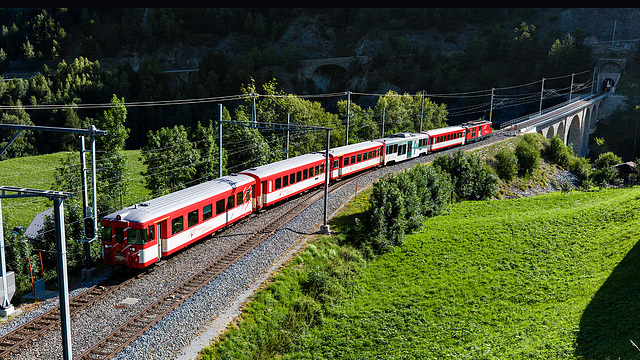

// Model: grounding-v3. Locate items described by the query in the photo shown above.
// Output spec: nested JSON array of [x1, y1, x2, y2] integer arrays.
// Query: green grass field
[[0, 150, 149, 231], [203, 186, 640, 360]]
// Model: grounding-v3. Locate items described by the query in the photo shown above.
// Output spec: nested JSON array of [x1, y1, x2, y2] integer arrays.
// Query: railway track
[[0, 134, 508, 360], [74, 173, 359, 360], [0, 272, 137, 359]]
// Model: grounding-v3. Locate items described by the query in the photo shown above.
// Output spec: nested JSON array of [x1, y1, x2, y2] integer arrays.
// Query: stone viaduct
[[502, 58, 626, 157]]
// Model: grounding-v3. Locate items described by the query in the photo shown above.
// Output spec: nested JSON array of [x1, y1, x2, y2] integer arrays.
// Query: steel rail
[[0, 272, 137, 358], [75, 173, 360, 360]]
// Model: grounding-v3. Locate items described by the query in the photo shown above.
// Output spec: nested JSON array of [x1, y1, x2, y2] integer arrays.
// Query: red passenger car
[[422, 125, 466, 152], [100, 174, 255, 268], [239, 153, 328, 210], [321, 141, 384, 180]]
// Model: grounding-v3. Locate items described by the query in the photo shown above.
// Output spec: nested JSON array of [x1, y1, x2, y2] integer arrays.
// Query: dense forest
[[0, 8, 611, 157]]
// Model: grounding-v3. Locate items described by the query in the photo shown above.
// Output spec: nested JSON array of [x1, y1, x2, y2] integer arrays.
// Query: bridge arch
[[566, 114, 582, 154], [556, 122, 565, 142], [546, 125, 555, 139]]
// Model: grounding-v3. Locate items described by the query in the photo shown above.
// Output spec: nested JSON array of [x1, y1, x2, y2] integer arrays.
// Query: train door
[[407, 141, 413, 159], [156, 222, 163, 261], [261, 181, 268, 208]]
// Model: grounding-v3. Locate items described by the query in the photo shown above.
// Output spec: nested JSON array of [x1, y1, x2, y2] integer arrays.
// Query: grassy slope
[[205, 186, 640, 360], [0, 150, 149, 230]]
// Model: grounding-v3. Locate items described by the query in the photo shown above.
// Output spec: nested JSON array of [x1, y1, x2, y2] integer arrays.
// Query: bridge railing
[[499, 94, 588, 130]]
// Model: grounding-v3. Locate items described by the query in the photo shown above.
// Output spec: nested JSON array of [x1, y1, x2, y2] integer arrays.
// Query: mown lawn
[[0, 150, 149, 230], [203, 186, 640, 360]]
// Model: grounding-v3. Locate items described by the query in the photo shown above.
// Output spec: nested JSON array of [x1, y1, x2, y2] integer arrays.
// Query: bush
[[494, 148, 518, 181], [514, 136, 540, 176], [593, 151, 622, 170], [544, 135, 572, 169], [568, 156, 591, 181], [433, 150, 498, 201], [353, 164, 453, 255]]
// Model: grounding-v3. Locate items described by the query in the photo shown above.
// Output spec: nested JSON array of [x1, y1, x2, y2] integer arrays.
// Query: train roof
[[374, 132, 428, 144], [239, 153, 327, 178], [320, 141, 383, 157], [102, 173, 255, 224], [421, 125, 465, 136]]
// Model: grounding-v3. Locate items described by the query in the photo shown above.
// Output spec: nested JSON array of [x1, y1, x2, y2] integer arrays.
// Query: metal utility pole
[[345, 91, 351, 146], [321, 129, 331, 234], [539, 78, 545, 114], [0, 124, 106, 280], [0, 199, 12, 317], [219, 104, 223, 178], [0, 187, 73, 360], [77, 125, 99, 278], [419, 91, 425, 132], [382, 107, 386, 138], [490, 88, 494, 122], [570, 73, 575, 101], [79, 136, 92, 270], [252, 93, 257, 126], [286, 113, 291, 159]]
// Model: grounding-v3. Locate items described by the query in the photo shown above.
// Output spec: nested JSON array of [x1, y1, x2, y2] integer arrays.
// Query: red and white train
[[100, 120, 492, 268]]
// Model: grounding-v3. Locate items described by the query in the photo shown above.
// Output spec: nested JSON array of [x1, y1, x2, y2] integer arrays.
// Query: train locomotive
[[100, 120, 492, 269]]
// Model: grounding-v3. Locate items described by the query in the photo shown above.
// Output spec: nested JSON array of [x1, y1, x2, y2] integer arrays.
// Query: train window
[[237, 193, 243, 205], [357, 154, 362, 162], [290, 173, 295, 185], [100, 227, 111, 243], [344, 157, 349, 166], [297, 171, 302, 182], [333, 160, 338, 168], [283, 175, 289, 187], [314, 165, 319, 175], [188, 210, 199, 228], [172, 216, 184, 235], [303, 169, 308, 180], [275, 178, 281, 190], [129, 228, 148, 245], [115, 227, 124, 243], [203, 204, 212, 221], [148, 225, 155, 241], [229, 195, 236, 210], [350, 155, 355, 164], [216, 199, 225, 215], [320, 164, 324, 173]]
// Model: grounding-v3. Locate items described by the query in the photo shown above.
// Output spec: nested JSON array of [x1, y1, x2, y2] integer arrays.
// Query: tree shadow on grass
[[576, 240, 640, 359]]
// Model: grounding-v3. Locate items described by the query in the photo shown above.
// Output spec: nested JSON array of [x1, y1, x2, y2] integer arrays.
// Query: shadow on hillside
[[576, 240, 640, 359]]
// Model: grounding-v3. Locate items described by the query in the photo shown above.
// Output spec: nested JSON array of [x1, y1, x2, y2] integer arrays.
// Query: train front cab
[[463, 120, 492, 143], [101, 176, 255, 269], [100, 218, 157, 269]]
